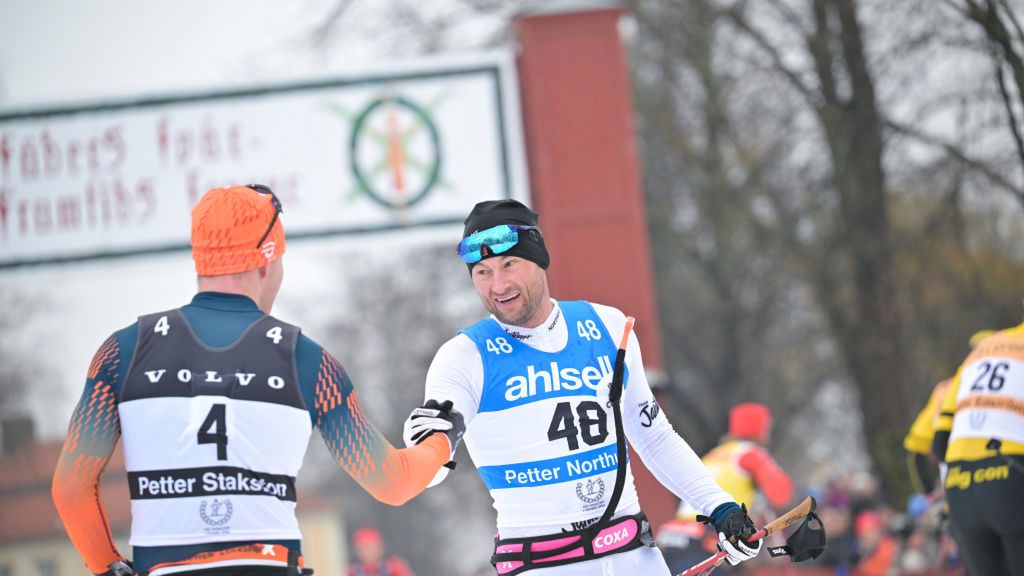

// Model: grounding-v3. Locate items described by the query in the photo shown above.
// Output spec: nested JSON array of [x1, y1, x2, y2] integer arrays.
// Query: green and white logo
[[334, 93, 446, 209]]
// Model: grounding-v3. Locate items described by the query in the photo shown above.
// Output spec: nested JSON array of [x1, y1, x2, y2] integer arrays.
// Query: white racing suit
[[425, 300, 734, 575]]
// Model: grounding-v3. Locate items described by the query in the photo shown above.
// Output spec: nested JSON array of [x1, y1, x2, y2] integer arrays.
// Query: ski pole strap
[[491, 512, 654, 576], [765, 508, 827, 563], [593, 318, 634, 529]]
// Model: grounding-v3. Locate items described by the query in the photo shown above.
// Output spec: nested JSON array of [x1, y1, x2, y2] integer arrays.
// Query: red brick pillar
[[515, 6, 675, 531]]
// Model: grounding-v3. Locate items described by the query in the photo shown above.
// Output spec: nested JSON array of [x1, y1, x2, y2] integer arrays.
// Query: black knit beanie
[[461, 199, 550, 269]]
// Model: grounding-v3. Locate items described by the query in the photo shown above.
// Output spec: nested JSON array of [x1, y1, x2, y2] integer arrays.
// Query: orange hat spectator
[[852, 510, 897, 576], [729, 402, 772, 441], [347, 527, 415, 576]]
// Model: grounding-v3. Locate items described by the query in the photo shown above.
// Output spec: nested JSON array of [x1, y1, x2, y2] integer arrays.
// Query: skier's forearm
[[364, 435, 451, 505], [316, 364, 449, 505], [53, 343, 126, 574]]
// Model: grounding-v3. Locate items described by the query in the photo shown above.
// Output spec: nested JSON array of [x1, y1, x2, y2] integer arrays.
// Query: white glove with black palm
[[715, 504, 762, 565], [697, 503, 762, 566], [403, 399, 465, 486]]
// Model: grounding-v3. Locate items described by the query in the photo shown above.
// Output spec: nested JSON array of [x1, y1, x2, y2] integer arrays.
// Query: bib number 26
[[548, 401, 608, 451]]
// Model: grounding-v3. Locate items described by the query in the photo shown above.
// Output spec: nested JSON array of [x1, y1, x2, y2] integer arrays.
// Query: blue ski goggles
[[457, 224, 541, 264]]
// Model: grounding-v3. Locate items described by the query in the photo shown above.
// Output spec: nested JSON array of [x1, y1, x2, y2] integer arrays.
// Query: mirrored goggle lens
[[457, 225, 521, 264]]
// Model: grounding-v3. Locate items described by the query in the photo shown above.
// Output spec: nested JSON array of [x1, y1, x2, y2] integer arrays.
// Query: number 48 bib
[[460, 301, 638, 528]]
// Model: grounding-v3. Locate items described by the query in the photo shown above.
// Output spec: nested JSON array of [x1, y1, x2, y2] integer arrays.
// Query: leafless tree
[[631, 0, 1024, 499], [941, 0, 1024, 185], [297, 245, 496, 575], [302, 0, 1024, 513], [0, 289, 54, 449]]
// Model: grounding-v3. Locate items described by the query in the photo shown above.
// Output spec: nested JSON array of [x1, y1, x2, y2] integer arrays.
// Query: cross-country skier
[[403, 199, 762, 575], [52, 185, 463, 576]]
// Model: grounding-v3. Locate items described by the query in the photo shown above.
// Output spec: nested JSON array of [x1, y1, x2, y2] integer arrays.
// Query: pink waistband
[[494, 517, 640, 575]]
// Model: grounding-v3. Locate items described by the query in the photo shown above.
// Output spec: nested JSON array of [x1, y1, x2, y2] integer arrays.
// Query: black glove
[[403, 399, 466, 462], [699, 503, 762, 566], [716, 504, 756, 539], [97, 560, 134, 576]]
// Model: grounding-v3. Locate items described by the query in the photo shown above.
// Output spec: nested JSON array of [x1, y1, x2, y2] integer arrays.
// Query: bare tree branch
[[307, 0, 358, 51], [885, 116, 1024, 206], [991, 42, 1024, 173], [762, 0, 812, 35], [720, 4, 819, 105], [996, 0, 1024, 42]]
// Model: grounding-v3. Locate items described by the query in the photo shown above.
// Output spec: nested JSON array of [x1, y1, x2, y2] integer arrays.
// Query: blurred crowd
[[795, 472, 964, 576]]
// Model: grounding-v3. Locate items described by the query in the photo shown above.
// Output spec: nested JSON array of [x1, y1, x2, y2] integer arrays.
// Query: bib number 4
[[548, 400, 609, 451], [198, 404, 228, 460]]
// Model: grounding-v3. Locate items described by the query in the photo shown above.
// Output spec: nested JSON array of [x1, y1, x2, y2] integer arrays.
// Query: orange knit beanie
[[191, 185, 285, 276]]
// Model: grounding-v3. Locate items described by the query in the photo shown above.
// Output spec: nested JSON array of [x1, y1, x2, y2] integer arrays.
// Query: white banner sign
[[0, 52, 527, 268]]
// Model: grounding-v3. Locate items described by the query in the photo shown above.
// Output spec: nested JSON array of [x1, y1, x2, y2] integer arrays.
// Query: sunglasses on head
[[246, 184, 283, 249], [457, 224, 540, 264]]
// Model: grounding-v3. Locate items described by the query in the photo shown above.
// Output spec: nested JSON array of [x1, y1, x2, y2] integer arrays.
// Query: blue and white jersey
[[425, 300, 733, 533], [460, 301, 639, 528]]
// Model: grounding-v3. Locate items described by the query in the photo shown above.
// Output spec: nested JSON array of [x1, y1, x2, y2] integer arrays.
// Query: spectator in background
[[898, 524, 931, 573], [346, 527, 414, 576], [816, 502, 856, 571], [851, 510, 897, 576], [846, 471, 885, 527], [702, 403, 793, 515], [660, 403, 792, 574]]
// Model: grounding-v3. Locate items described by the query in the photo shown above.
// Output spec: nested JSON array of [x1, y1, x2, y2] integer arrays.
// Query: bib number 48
[[548, 401, 608, 451]]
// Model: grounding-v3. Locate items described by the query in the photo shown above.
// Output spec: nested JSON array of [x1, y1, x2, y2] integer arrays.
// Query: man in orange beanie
[[53, 185, 464, 576], [661, 402, 793, 574]]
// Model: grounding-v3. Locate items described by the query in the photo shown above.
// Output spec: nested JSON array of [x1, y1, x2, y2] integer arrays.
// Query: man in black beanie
[[402, 199, 761, 576], [461, 199, 550, 270], [456, 199, 551, 326]]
